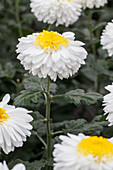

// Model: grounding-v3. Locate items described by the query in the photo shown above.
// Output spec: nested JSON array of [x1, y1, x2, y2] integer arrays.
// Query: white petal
[[12, 164, 26, 170], [0, 94, 10, 108]]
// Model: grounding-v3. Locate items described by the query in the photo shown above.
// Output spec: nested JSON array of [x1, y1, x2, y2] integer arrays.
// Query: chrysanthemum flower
[[30, 0, 82, 27], [0, 161, 25, 170], [103, 83, 113, 126], [0, 94, 33, 154], [53, 133, 113, 170], [101, 21, 113, 57], [16, 30, 87, 81], [81, 0, 107, 9]]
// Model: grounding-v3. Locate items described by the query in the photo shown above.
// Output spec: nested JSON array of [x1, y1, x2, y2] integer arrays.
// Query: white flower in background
[[0, 161, 25, 170], [101, 21, 113, 57], [81, 0, 107, 9], [30, 0, 82, 27], [16, 30, 87, 81], [103, 83, 113, 126], [0, 94, 33, 154], [53, 133, 113, 170]]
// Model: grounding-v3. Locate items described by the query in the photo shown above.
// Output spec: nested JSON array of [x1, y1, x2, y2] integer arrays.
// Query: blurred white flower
[[16, 30, 87, 81], [81, 0, 107, 9], [0, 161, 25, 170], [0, 94, 33, 154], [53, 133, 113, 170], [101, 21, 113, 56], [30, 0, 82, 27], [103, 83, 113, 126]]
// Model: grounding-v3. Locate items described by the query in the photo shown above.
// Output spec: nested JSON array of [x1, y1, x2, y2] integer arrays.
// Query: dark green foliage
[[14, 90, 43, 107], [14, 76, 58, 106], [9, 159, 46, 170], [1, 0, 113, 169], [0, 63, 16, 78], [63, 89, 103, 105], [23, 76, 58, 93], [63, 119, 108, 136], [32, 112, 46, 136]]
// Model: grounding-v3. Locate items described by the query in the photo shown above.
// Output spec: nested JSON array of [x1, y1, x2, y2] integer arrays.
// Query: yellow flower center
[[0, 108, 9, 123], [34, 30, 69, 53], [77, 136, 113, 161]]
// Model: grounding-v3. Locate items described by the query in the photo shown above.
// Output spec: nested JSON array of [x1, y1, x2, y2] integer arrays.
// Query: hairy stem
[[46, 76, 52, 170]]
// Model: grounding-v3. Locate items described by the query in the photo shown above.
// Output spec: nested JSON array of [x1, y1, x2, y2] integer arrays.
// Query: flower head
[[0, 161, 25, 170], [101, 21, 113, 57], [0, 94, 33, 154], [81, 0, 107, 9], [30, 0, 82, 27], [16, 30, 87, 81], [103, 83, 113, 126], [53, 133, 113, 170]]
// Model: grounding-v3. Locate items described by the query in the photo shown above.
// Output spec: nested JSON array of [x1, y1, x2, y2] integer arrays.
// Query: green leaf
[[0, 63, 16, 78], [23, 76, 43, 91], [63, 119, 108, 136], [63, 119, 87, 134], [63, 89, 103, 105], [32, 112, 46, 136], [23, 76, 58, 93], [93, 22, 107, 31], [82, 122, 108, 136], [81, 66, 97, 82], [51, 121, 67, 131], [14, 90, 43, 107], [9, 159, 46, 170]]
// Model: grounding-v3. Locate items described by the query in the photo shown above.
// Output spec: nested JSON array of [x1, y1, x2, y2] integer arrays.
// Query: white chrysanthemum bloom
[[103, 83, 113, 126], [81, 0, 107, 9], [0, 94, 33, 154], [0, 161, 25, 170], [16, 30, 87, 81], [101, 21, 113, 57], [30, 0, 82, 27], [53, 133, 113, 170]]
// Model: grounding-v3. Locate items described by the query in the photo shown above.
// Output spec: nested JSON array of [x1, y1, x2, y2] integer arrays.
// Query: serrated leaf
[[23, 76, 58, 93], [51, 121, 67, 131], [23, 76, 43, 91], [63, 119, 87, 134], [82, 121, 108, 136], [14, 90, 43, 107], [32, 112, 46, 136], [33, 121, 46, 136], [63, 119, 108, 136], [9, 159, 46, 170], [64, 89, 103, 105], [33, 111, 45, 120]]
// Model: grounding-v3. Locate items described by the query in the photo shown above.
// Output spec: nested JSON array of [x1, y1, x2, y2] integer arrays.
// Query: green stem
[[15, 0, 23, 37], [47, 24, 52, 31], [33, 131, 47, 149], [52, 131, 63, 136], [89, 10, 97, 62], [53, 94, 63, 99], [46, 76, 52, 170], [47, 76, 50, 93], [89, 10, 99, 92]]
